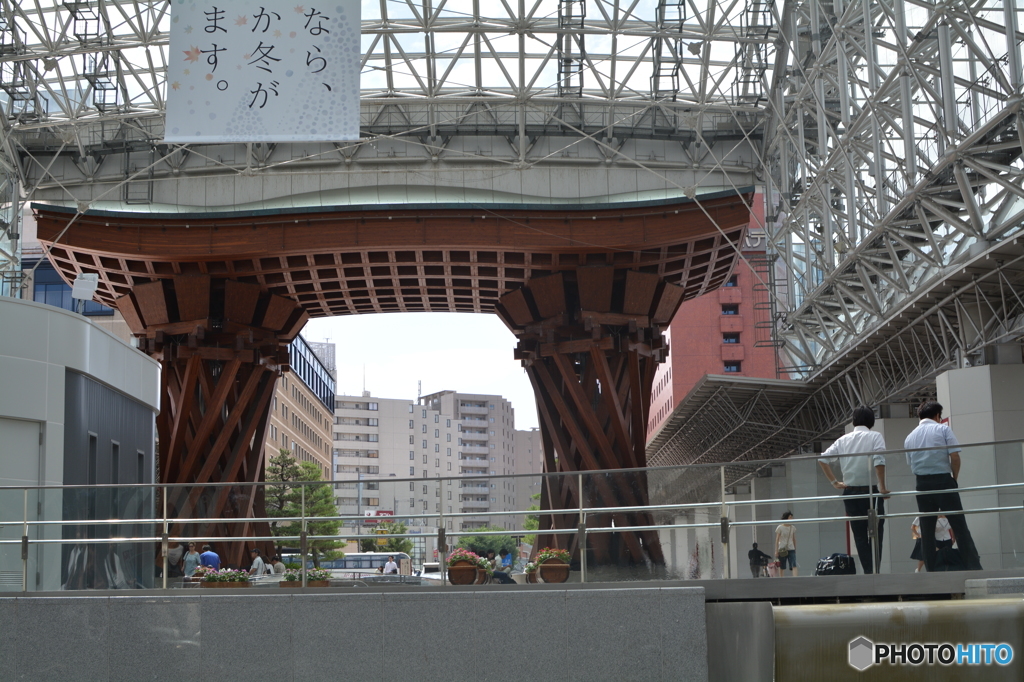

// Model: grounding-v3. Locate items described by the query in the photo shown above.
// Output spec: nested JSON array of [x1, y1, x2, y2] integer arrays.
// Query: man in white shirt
[[248, 548, 268, 576], [904, 401, 982, 571], [818, 406, 890, 574], [383, 556, 399, 574]]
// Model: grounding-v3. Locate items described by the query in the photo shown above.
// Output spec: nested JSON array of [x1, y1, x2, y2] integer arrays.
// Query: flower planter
[[200, 581, 252, 588], [279, 580, 331, 588], [475, 568, 490, 585], [447, 560, 478, 585], [538, 559, 570, 584], [525, 572, 538, 584]]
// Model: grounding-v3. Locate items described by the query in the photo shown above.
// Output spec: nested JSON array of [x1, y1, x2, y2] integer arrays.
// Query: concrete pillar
[[872, 417, 920, 575], [934, 361, 1024, 570]]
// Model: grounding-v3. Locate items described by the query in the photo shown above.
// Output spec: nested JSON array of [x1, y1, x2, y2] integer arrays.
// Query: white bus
[[287, 552, 413, 578]]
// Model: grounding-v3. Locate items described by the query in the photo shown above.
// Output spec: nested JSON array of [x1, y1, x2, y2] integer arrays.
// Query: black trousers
[[915, 473, 983, 571], [842, 486, 885, 574]]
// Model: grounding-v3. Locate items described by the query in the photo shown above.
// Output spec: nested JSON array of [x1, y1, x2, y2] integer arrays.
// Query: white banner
[[165, 1, 360, 143]]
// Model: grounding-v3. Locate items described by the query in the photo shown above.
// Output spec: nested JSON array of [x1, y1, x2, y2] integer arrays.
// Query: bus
[[285, 552, 413, 578]]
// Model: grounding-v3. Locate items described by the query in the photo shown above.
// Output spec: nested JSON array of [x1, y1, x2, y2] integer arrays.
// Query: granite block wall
[[0, 586, 708, 682]]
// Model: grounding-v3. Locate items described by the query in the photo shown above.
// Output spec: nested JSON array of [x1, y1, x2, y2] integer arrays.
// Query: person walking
[[904, 401, 983, 571], [199, 544, 221, 570], [910, 515, 954, 572], [182, 542, 202, 577], [270, 556, 286, 574], [747, 542, 771, 578], [774, 512, 798, 576], [817, 406, 891, 574], [383, 556, 399, 575]]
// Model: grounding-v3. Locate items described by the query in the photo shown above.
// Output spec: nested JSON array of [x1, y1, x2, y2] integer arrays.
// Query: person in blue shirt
[[199, 544, 221, 570], [904, 402, 982, 571]]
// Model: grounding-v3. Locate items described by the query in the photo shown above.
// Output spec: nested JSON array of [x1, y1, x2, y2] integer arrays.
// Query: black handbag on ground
[[815, 553, 856, 576]]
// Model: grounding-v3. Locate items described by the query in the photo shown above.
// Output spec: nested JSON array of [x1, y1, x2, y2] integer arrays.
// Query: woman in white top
[[910, 516, 954, 573], [775, 511, 798, 576]]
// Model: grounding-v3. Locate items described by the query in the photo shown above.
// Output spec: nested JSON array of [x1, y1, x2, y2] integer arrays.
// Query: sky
[[302, 312, 539, 430]]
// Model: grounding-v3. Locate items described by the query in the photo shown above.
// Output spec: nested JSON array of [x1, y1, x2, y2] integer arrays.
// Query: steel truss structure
[[4, 1, 1024, 464]]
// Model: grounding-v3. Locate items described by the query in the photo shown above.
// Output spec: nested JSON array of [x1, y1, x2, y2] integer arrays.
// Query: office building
[[263, 335, 335, 480]]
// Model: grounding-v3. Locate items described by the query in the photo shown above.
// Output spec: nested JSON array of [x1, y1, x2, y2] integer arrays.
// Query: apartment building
[[264, 335, 335, 479], [332, 390, 542, 565]]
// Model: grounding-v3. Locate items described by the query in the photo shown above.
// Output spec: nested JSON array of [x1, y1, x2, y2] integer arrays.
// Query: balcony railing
[[4, 439, 1024, 589]]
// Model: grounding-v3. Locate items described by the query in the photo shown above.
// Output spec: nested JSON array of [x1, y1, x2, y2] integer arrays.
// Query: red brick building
[[647, 194, 780, 438]]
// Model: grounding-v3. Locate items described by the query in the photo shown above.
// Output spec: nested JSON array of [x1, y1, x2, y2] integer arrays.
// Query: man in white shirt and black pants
[[904, 401, 983, 571], [818, 406, 890, 574]]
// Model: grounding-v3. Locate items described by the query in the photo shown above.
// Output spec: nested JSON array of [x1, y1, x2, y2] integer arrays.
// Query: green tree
[[266, 455, 344, 567], [456, 526, 517, 560], [358, 520, 414, 555], [523, 493, 541, 547], [266, 449, 301, 524]]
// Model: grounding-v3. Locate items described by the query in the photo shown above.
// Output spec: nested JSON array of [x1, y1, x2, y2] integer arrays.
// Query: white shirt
[[821, 426, 887, 487], [905, 419, 960, 475], [775, 524, 796, 551], [249, 555, 267, 575], [384, 560, 399, 574], [912, 516, 952, 542]]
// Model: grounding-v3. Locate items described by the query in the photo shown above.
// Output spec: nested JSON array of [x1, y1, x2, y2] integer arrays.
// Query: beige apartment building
[[263, 335, 335, 480], [332, 390, 543, 566]]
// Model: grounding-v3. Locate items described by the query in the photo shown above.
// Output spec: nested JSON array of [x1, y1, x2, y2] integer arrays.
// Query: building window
[[409, 420, 414, 428], [434, 415, 439, 423], [447, 463, 452, 471], [409, 436, 415, 445], [447, 434, 451, 442], [724, 362, 742, 373], [434, 429, 439, 438], [408, 404, 414, 413], [725, 274, 738, 287], [446, 419, 451, 427], [368, 434, 378, 442], [423, 455, 428, 463], [409, 451, 415, 460], [447, 448, 451, 456], [489, 417, 494, 423], [489, 404, 495, 409], [368, 403, 378, 410], [422, 409, 427, 418], [422, 424, 427, 433], [409, 482, 415, 491], [435, 458, 440, 467], [721, 304, 739, 315], [422, 439, 427, 448], [723, 332, 740, 344], [409, 466, 415, 476], [435, 444, 440, 452]]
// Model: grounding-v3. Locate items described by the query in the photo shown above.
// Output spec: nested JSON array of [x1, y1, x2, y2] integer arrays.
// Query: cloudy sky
[[302, 313, 539, 429]]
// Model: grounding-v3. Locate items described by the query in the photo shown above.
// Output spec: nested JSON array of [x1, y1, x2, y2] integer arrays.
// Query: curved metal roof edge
[[31, 185, 755, 221]]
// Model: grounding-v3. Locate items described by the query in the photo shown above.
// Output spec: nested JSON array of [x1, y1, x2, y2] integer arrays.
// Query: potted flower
[[199, 568, 251, 588], [535, 547, 571, 583], [280, 567, 332, 588], [523, 561, 538, 584], [447, 548, 484, 585], [473, 554, 494, 585], [188, 565, 214, 583]]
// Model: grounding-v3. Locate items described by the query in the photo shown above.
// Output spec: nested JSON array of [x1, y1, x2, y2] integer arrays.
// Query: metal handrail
[[5, 439, 1024, 589]]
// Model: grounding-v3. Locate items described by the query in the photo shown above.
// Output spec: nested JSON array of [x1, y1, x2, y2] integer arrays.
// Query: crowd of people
[[157, 542, 286, 578], [746, 401, 983, 577]]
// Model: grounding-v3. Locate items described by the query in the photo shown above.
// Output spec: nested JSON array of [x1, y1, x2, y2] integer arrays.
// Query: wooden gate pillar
[[498, 267, 687, 567], [115, 276, 307, 567]]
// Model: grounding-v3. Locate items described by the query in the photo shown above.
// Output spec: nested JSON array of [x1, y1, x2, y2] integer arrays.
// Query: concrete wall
[[0, 586, 708, 682], [0, 298, 160, 592]]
